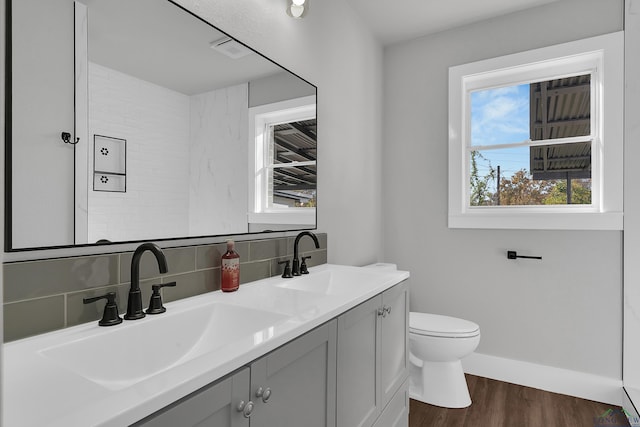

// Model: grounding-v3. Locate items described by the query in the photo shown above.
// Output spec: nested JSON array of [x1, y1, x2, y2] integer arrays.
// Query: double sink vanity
[[4, 263, 410, 427]]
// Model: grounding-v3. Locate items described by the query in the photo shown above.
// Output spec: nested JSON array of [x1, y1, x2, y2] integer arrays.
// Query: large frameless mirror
[[6, 0, 317, 250]]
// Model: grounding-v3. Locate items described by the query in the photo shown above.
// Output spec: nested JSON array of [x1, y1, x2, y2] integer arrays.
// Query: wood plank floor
[[409, 374, 630, 427]]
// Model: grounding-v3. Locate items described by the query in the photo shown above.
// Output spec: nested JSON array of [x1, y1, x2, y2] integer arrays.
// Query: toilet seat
[[410, 312, 480, 338]]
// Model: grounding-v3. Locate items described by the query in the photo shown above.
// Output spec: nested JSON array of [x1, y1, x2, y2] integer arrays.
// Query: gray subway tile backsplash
[[4, 295, 66, 342], [240, 260, 272, 284], [162, 269, 220, 303], [4, 254, 119, 303], [3, 234, 327, 342], [301, 249, 328, 268], [250, 238, 291, 261]]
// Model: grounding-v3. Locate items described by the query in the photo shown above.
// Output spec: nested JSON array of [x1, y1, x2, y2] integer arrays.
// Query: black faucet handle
[[146, 282, 176, 314], [83, 292, 123, 327], [300, 256, 312, 274], [278, 260, 293, 278]]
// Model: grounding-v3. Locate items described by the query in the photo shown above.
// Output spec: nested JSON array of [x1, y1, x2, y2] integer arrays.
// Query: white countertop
[[3, 264, 409, 427]]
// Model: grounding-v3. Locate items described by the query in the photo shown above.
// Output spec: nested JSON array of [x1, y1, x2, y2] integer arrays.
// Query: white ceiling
[[81, 0, 284, 95], [78, 0, 563, 94], [345, 0, 561, 46]]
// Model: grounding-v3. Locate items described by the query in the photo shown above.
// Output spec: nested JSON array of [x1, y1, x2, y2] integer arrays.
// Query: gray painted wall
[[382, 0, 623, 379], [11, 0, 75, 248], [624, 0, 640, 390], [249, 71, 316, 108]]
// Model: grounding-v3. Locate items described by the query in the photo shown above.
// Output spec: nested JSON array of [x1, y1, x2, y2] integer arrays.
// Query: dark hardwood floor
[[409, 374, 630, 427]]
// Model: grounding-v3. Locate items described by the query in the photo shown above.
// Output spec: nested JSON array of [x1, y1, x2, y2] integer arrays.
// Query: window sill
[[448, 211, 623, 230], [248, 211, 316, 226]]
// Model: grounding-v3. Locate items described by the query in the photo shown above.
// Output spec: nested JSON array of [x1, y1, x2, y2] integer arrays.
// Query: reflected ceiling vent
[[210, 37, 252, 59]]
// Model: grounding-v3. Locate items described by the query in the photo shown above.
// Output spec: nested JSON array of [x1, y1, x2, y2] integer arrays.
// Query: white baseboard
[[462, 352, 623, 406]]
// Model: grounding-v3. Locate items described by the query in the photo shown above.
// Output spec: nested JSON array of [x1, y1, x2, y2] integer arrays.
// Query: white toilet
[[409, 312, 480, 408]]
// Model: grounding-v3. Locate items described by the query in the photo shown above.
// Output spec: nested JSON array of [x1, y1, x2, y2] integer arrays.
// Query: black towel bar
[[507, 251, 542, 260]]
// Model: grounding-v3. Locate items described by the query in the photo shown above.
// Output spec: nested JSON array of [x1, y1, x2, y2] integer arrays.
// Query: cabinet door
[[381, 280, 409, 404], [372, 379, 409, 427], [133, 368, 250, 427], [250, 320, 337, 427], [336, 295, 382, 427]]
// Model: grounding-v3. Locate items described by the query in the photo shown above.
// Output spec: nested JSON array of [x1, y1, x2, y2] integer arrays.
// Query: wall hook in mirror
[[507, 251, 542, 260], [61, 132, 80, 145]]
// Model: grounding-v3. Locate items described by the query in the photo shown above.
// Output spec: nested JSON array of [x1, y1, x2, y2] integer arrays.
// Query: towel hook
[[61, 132, 80, 145]]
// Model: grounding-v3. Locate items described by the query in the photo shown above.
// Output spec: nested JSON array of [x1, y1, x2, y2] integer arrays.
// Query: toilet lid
[[409, 312, 480, 338]]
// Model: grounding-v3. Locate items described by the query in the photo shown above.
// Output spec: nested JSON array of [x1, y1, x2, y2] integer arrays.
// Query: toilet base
[[409, 359, 472, 408]]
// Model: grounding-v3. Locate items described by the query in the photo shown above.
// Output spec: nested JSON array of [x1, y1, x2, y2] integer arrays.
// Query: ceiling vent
[[210, 37, 252, 59]]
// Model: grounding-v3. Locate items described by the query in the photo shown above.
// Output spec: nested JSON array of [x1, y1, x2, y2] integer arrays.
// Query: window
[[470, 75, 592, 207], [248, 96, 317, 226], [448, 32, 623, 230]]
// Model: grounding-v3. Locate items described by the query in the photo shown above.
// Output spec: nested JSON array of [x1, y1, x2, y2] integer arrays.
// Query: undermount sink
[[274, 267, 383, 295], [39, 303, 287, 391]]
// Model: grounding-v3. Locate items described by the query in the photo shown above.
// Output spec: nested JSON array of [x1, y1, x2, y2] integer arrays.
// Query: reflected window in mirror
[[448, 32, 624, 230], [248, 96, 317, 229]]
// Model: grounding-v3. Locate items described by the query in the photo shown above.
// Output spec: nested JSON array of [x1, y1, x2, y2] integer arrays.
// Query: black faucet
[[292, 231, 320, 276], [125, 243, 168, 320]]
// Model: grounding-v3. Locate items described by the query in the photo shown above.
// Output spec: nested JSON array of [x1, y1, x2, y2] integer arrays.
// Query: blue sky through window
[[470, 84, 530, 180]]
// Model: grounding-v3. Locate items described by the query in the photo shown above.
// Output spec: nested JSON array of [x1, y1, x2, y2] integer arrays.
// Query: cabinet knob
[[256, 386, 272, 403], [377, 305, 392, 318], [237, 400, 254, 418]]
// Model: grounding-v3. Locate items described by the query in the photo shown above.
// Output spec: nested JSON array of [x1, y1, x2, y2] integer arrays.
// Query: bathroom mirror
[[6, 0, 317, 250]]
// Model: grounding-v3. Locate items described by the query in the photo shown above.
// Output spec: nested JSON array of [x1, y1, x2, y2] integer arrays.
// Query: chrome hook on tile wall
[[61, 131, 80, 145]]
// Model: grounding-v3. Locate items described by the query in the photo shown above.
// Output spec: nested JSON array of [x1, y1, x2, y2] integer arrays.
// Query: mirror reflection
[[8, 0, 317, 250]]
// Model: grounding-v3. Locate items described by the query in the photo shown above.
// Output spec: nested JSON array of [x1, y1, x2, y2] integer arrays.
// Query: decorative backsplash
[[3, 234, 327, 342]]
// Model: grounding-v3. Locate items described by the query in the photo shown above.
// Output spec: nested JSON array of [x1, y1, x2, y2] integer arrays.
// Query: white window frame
[[248, 95, 316, 226], [448, 32, 623, 230]]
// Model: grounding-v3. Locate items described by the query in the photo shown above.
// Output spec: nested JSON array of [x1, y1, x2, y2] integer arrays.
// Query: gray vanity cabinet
[[336, 280, 409, 427], [372, 379, 410, 427], [133, 281, 407, 427], [133, 367, 251, 427], [250, 320, 337, 427]]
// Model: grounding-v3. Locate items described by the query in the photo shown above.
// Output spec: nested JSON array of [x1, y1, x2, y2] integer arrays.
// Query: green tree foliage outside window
[[469, 151, 495, 206], [470, 161, 592, 206]]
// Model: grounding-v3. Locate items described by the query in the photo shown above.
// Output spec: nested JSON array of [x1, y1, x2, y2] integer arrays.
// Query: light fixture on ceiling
[[287, 0, 307, 19]]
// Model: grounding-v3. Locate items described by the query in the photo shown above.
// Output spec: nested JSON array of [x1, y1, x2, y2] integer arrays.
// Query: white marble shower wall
[[86, 62, 249, 242], [188, 84, 249, 236]]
